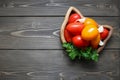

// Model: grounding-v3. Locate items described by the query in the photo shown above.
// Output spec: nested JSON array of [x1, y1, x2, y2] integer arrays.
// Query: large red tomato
[[68, 13, 81, 23], [100, 28, 109, 40], [72, 35, 89, 48], [66, 22, 84, 36]]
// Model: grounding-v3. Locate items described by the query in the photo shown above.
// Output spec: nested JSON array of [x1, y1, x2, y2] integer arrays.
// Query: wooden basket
[[60, 6, 113, 53]]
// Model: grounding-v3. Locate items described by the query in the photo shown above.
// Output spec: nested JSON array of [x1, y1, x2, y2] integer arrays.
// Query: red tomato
[[68, 13, 81, 23], [100, 28, 109, 40], [64, 29, 73, 42], [72, 35, 89, 48], [66, 22, 84, 36]]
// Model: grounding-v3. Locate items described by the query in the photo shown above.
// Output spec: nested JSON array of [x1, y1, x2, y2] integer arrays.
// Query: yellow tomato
[[91, 34, 100, 49], [81, 25, 99, 41], [84, 18, 98, 27]]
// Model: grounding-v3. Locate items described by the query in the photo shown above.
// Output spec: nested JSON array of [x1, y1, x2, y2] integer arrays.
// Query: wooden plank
[[0, 0, 119, 16], [0, 50, 119, 80], [0, 17, 119, 49], [113, 0, 120, 9]]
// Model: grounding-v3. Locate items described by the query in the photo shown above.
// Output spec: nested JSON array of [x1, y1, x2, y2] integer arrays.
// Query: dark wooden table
[[0, 0, 119, 80]]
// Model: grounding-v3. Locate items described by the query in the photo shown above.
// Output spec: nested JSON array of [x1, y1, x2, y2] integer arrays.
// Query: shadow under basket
[[60, 6, 113, 53]]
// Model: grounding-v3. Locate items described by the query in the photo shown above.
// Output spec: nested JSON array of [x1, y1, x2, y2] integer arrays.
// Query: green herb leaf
[[86, 47, 92, 52], [69, 51, 77, 60], [91, 50, 99, 62], [62, 43, 99, 62]]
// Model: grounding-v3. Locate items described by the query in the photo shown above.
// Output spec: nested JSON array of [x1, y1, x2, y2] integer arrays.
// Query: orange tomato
[[91, 34, 100, 49], [81, 25, 99, 41], [84, 18, 98, 27]]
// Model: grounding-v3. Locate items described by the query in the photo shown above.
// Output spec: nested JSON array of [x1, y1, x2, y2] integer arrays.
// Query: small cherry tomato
[[68, 13, 81, 23], [84, 17, 98, 27], [64, 29, 73, 42], [66, 22, 84, 36], [81, 25, 99, 41], [91, 34, 100, 49], [100, 28, 109, 40], [72, 35, 89, 48]]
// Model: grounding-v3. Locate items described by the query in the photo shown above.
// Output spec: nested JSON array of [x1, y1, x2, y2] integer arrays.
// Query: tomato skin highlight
[[72, 35, 89, 48], [66, 22, 84, 36], [68, 13, 81, 23], [64, 29, 73, 42], [100, 28, 109, 40]]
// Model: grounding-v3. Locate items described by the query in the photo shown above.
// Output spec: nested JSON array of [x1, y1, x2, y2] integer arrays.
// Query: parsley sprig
[[62, 42, 99, 62]]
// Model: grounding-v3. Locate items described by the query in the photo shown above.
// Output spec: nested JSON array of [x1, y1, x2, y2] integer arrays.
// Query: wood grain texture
[[0, 17, 119, 49], [0, 0, 119, 80], [0, 50, 119, 80], [0, 0, 119, 16]]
